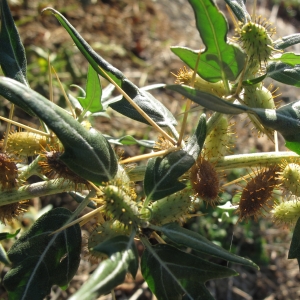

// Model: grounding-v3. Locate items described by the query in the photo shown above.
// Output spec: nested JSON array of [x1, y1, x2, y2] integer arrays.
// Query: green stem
[[128, 152, 300, 182], [213, 151, 299, 170], [18, 155, 46, 181], [0, 179, 78, 206]]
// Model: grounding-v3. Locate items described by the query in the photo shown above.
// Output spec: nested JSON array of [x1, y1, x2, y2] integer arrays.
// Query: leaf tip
[[41, 7, 57, 15]]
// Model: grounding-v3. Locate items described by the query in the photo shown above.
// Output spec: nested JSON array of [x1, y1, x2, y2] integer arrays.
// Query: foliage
[[1, 0, 300, 299]]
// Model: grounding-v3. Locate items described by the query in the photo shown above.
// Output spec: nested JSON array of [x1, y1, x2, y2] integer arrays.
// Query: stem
[[18, 155, 44, 180], [213, 151, 300, 170], [49, 55, 54, 103], [0, 179, 80, 206], [50, 206, 105, 235], [168, 123, 180, 141], [0, 116, 50, 136], [252, 0, 257, 17], [127, 151, 300, 182], [52, 66, 76, 119], [119, 147, 180, 165], [151, 231, 166, 244], [274, 131, 279, 152], [142, 196, 151, 211]]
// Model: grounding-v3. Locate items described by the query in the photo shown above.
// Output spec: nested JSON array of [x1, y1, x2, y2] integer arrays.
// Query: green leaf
[[103, 134, 155, 148], [167, 84, 300, 143], [184, 113, 207, 160], [285, 141, 300, 155], [70, 235, 138, 300], [267, 62, 300, 87], [44, 8, 177, 128], [0, 77, 118, 184], [0, 243, 10, 265], [144, 153, 188, 201], [0, 229, 20, 241], [160, 223, 258, 269], [224, 0, 250, 23], [0, 0, 28, 85], [69, 191, 97, 209], [77, 64, 103, 113], [252, 101, 300, 142], [186, 0, 245, 82], [109, 88, 177, 127], [144, 115, 206, 200], [288, 217, 300, 268], [274, 34, 300, 50], [3, 208, 81, 300], [92, 235, 138, 278], [167, 84, 247, 115], [242, 73, 267, 86], [141, 244, 237, 300], [271, 53, 300, 67]]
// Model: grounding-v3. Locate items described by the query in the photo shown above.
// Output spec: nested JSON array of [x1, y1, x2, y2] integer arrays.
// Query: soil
[[1, 0, 300, 299]]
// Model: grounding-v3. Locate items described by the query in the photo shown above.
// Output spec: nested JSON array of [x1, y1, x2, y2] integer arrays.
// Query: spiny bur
[[173, 66, 227, 97], [148, 190, 192, 225], [272, 199, 300, 227], [5, 131, 48, 157], [280, 162, 300, 197], [237, 17, 275, 65], [190, 156, 220, 207], [203, 116, 233, 159], [39, 146, 89, 189], [0, 152, 18, 190], [237, 165, 280, 221], [102, 185, 140, 227]]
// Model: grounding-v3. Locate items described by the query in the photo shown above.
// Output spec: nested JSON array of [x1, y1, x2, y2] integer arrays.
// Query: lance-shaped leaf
[[224, 0, 250, 23], [167, 84, 300, 145], [0, 77, 118, 184], [0, 0, 28, 86], [288, 217, 300, 268], [252, 101, 300, 143], [3, 208, 81, 300], [103, 134, 155, 148], [267, 61, 300, 87], [167, 84, 247, 115], [69, 191, 97, 209], [144, 115, 206, 200], [77, 64, 103, 113], [70, 235, 138, 300], [44, 8, 177, 128], [271, 53, 300, 67], [274, 34, 300, 50], [242, 73, 267, 86], [141, 244, 237, 300], [179, 0, 246, 82], [160, 223, 258, 269], [0, 229, 20, 241]]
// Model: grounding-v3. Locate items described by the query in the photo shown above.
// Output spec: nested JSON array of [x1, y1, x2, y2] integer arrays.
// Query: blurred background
[[1, 0, 300, 299]]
